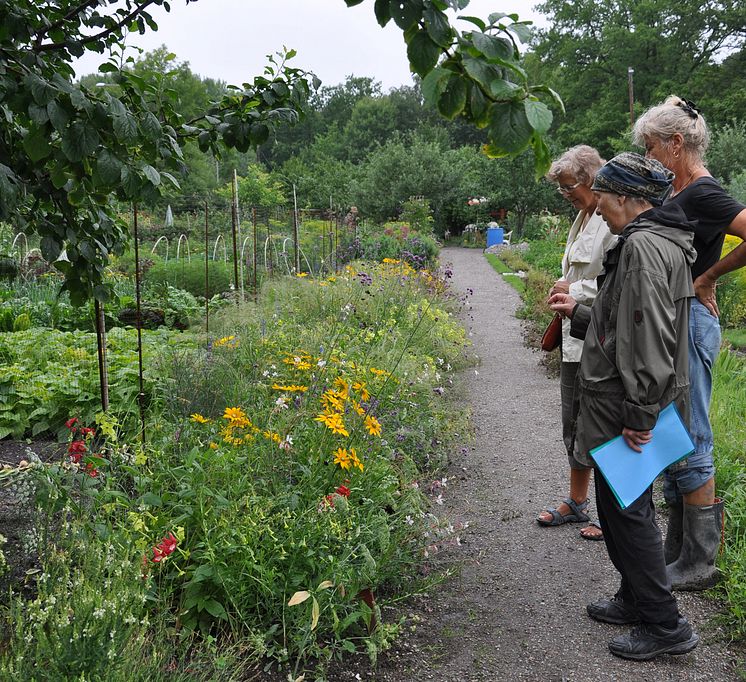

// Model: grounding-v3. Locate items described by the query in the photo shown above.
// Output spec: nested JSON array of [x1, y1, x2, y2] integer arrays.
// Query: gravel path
[[361, 247, 743, 681]]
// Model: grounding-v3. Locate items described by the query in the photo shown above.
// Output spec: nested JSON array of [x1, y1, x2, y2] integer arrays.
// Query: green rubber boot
[[668, 498, 724, 591]]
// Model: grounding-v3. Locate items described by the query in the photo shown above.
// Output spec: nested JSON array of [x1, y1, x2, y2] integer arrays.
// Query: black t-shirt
[[666, 177, 746, 280]]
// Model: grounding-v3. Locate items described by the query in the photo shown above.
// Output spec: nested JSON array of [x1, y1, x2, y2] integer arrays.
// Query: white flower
[[435, 494, 444, 505], [275, 397, 288, 409], [405, 515, 414, 526], [317, 359, 327, 368], [93, 608, 106, 619]]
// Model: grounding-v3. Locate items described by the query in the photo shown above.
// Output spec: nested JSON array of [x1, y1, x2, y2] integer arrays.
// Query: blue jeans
[[664, 299, 719, 504]]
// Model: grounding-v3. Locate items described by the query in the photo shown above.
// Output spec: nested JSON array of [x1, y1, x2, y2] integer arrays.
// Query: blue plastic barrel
[[486, 227, 504, 247]]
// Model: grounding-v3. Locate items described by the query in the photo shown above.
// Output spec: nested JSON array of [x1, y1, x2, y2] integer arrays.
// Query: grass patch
[[723, 328, 746, 349], [485, 253, 526, 293], [485, 253, 511, 274]]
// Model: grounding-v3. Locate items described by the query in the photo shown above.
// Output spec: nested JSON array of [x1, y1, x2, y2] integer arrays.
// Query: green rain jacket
[[569, 203, 697, 466]]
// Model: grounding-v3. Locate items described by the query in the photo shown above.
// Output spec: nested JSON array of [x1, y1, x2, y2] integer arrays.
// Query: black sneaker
[[587, 596, 640, 625], [609, 617, 699, 661]]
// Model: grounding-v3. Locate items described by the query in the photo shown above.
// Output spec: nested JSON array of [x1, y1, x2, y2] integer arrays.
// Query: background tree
[[531, 0, 746, 156]]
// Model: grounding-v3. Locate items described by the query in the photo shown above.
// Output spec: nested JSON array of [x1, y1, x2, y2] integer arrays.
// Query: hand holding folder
[[590, 403, 694, 509]]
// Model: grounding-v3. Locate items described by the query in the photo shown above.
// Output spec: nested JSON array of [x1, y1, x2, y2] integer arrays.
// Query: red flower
[[335, 485, 351, 498], [80, 426, 95, 438], [68, 440, 86, 464], [84, 463, 98, 477], [65, 417, 79, 431], [323, 494, 335, 507], [151, 532, 178, 563]]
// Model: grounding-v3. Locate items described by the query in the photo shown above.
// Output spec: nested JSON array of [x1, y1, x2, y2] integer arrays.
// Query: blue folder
[[590, 402, 694, 509]]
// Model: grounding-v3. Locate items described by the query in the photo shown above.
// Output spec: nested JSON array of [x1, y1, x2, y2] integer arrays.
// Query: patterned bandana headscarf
[[591, 152, 674, 206]]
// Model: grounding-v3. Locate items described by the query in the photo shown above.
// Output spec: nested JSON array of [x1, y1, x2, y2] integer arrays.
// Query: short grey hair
[[632, 95, 710, 160], [546, 145, 606, 186]]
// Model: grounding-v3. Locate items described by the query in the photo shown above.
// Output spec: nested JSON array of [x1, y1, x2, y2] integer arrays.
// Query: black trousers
[[595, 472, 679, 625]]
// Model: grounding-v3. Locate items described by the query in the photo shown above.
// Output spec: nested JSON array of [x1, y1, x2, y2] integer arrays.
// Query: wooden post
[[94, 300, 109, 413], [132, 204, 146, 443]]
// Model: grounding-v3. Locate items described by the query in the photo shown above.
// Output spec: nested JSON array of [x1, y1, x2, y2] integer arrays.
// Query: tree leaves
[[61, 121, 100, 162], [407, 30, 441, 77], [489, 100, 533, 154]]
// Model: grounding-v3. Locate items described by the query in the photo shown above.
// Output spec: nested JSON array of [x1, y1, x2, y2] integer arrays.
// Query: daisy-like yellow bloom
[[369, 367, 389, 377], [382, 258, 401, 264], [296, 272, 309, 278], [213, 335, 239, 349], [327, 276, 337, 282], [349, 447, 364, 472], [321, 390, 345, 413], [283, 354, 312, 371], [272, 383, 308, 392], [364, 415, 382, 437], [315, 411, 349, 437], [333, 377, 349, 400], [333, 447, 351, 470], [352, 400, 366, 417], [352, 381, 370, 401], [223, 406, 248, 424], [209, 442, 219, 450], [263, 430, 282, 443], [190, 413, 211, 424]]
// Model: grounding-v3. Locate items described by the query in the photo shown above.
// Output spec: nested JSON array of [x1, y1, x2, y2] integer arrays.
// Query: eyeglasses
[[556, 182, 581, 195]]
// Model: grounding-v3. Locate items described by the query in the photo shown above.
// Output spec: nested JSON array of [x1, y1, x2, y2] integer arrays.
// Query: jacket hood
[[623, 203, 697, 266]]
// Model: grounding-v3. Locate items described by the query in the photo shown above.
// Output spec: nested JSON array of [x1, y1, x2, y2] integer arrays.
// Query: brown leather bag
[[541, 313, 562, 352]]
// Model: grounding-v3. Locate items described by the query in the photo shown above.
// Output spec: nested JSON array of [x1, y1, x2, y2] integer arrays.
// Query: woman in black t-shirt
[[633, 96, 746, 592]]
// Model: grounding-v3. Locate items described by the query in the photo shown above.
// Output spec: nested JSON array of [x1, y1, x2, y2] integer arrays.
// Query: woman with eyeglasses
[[632, 96, 746, 591], [537, 145, 617, 540]]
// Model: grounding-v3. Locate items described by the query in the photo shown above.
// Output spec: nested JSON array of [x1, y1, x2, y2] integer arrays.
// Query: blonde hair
[[546, 145, 605, 186], [632, 95, 710, 160]]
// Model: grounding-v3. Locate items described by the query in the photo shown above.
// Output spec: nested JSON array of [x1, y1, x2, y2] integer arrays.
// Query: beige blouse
[[560, 210, 617, 363]]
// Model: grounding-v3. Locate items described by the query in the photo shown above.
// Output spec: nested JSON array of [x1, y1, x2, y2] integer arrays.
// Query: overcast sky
[[74, 0, 548, 90]]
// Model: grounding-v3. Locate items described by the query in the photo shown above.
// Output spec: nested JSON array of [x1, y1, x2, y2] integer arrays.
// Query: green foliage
[[218, 164, 286, 209], [707, 121, 746, 186], [0, 327, 195, 439], [1, 261, 473, 677], [710, 351, 746, 638], [0, 1, 315, 304], [400, 198, 435, 236], [532, 0, 746, 155], [144, 260, 234, 298]]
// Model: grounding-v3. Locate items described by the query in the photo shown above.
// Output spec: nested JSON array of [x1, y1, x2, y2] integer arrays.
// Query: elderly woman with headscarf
[[632, 96, 746, 591], [537, 146, 617, 541], [549, 153, 699, 660]]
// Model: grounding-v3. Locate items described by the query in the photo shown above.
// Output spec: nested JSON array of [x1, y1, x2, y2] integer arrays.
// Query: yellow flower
[[263, 430, 282, 443], [364, 415, 382, 437], [369, 367, 389, 377], [283, 354, 312, 371], [315, 411, 349, 437], [224, 406, 247, 423], [349, 447, 364, 471], [190, 413, 211, 424], [272, 383, 308, 392], [333, 447, 351, 470], [213, 335, 239, 349], [382, 258, 401, 264], [333, 377, 349, 399], [296, 272, 309, 278], [322, 390, 345, 413], [352, 381, 370, 401], [327, 276, 337, 282], [209, 442, 219, 450]]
